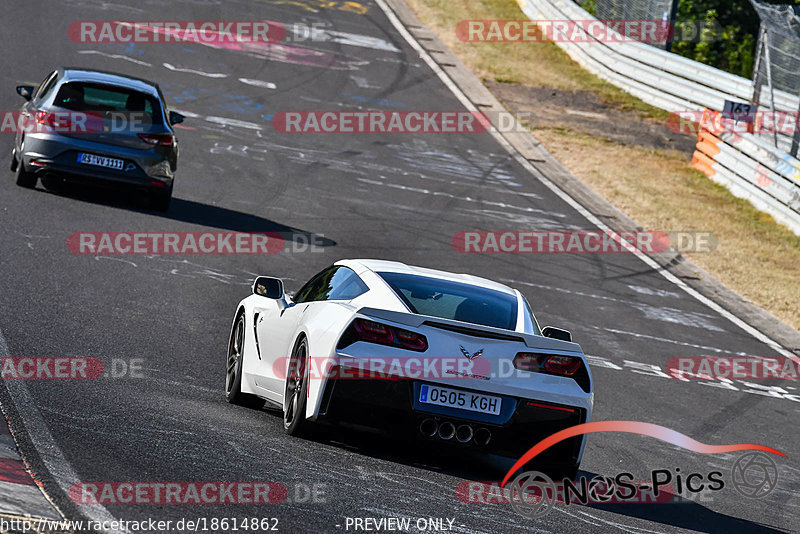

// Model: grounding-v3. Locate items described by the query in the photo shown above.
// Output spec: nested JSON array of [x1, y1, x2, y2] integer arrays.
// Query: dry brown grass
[[405, 0, 667, 119], [406, 0, 800, 330], [533, 129, 800, 329]]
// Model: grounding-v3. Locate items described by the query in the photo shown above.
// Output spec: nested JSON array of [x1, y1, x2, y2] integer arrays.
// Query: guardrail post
[[751, 28, 765, 110], [761, 30, 779, 148], [791, 100, 800, 157], [664, 0, 679, 52]]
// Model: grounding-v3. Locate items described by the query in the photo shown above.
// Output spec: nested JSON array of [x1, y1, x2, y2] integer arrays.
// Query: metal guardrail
[[694, 111, 800, 232], [519, 0, 800, 235]]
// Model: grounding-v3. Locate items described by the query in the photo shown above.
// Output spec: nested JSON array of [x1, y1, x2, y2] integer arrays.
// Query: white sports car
[[225, 259, 593, 476]]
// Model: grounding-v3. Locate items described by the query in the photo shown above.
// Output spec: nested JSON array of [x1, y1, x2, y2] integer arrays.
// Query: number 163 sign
[[722, 100, 757, 124]]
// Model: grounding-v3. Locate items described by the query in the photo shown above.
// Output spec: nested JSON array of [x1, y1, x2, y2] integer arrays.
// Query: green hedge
[[580, 0, 800, 78], [671, 0, 764, 78]]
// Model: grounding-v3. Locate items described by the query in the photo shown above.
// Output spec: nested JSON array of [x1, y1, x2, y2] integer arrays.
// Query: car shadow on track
[[35, 177, 335, 246], [324, 431, 514, 480], [258, 403, 510, 481]]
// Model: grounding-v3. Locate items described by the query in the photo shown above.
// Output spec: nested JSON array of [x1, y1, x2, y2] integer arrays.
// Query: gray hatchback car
[[11, 68, 183, 211]]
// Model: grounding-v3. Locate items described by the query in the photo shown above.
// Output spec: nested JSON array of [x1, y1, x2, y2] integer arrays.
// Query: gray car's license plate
[[77, 153, 124, 170]]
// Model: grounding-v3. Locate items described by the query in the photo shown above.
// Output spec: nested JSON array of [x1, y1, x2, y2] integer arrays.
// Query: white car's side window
[[521, 296, 542, 335], [294, 266, 369, 303]]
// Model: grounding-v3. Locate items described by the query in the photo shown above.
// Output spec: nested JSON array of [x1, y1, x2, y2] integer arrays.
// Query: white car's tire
[[225, 314, 262, 408], [283, 337, 313, 436]]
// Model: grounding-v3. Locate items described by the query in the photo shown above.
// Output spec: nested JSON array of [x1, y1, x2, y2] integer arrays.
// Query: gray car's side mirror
[[16, 85, 34, 101], [169, 111, 185, 125], [253, 276, 284, 299], [542, 326, 572, 343]]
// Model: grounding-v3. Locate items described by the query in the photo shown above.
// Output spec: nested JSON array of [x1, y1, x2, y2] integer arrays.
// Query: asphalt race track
[[0, 0, 798, 532]]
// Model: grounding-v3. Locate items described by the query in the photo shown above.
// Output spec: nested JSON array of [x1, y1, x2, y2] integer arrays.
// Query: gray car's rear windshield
[[377, 272, 518, 330], [53, 82, 163, 124]]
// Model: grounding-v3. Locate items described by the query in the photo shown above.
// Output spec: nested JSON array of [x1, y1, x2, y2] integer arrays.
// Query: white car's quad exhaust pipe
[[473, 427, 492, 446], [419, 418, 438, 438], [455, 424, 473, 443], [436, 421, 456, 440], [418, 419, 491, 445]]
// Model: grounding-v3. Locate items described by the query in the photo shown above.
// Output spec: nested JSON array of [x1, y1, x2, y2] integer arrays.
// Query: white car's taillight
[[338, 318, 428, 352], [513, 352, 590, 392]]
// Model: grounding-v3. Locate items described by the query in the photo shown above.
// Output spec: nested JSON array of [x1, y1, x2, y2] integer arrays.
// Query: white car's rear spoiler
[[354, 307, 583, 353]]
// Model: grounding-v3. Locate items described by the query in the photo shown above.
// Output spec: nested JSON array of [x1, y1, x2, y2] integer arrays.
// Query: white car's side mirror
[[252, 276, 284, 299]]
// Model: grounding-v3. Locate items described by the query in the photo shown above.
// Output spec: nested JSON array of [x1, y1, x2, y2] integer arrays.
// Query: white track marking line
[[599, 327, 749, 355], [0, 330, 125, 533], [288, 27, 401, 52], [357, 178, 560, 215], [205, 116, 263, 130], [238, 78, 277, 89], [374, 0, 798, 363], [77, 50, 152, 67], [163, 63, 228, 78]]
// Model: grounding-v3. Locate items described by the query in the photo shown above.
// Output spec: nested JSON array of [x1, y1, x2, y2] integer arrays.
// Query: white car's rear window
[[377, 271, 518, 330]]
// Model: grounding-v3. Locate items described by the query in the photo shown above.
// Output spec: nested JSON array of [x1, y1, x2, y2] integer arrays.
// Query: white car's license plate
[[77, 153, 124, 170], [419, 384, 501, 415]]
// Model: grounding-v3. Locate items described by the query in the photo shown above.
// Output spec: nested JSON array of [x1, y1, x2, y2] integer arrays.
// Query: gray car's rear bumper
[[19, 132, 175, 189]]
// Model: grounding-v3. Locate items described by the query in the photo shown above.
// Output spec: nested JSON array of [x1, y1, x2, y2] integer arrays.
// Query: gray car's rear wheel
[[149, 185, 172, 212], [15, 157, 36, 188]]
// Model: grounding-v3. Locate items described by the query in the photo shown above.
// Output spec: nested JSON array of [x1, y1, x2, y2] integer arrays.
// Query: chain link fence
[[584, 0, 800, 155], [590, 0, 677, 48], [749, 0, 800, 155]]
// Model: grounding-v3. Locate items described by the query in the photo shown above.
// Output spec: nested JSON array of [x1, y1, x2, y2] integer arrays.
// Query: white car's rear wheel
[[283, 338, 312, 436], [225, 315, 261, 407]]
